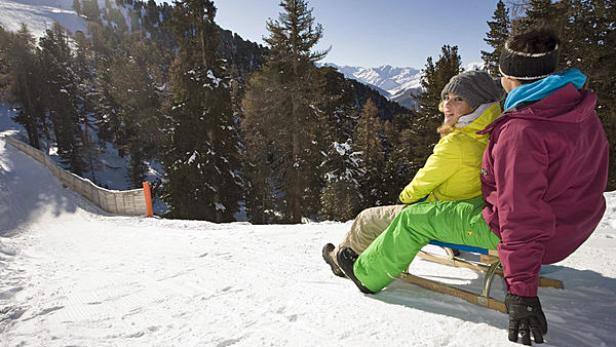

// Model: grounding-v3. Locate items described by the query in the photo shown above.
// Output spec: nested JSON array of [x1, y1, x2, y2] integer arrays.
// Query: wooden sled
[[398, 241, 564, 314]]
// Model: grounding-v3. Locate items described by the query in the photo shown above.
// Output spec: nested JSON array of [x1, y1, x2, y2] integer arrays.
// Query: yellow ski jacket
[[399, 102, 502, 204]]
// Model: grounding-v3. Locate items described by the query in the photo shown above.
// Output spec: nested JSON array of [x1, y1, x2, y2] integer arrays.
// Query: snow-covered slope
[[1, 133, 616, 346], [0, 0, 86, 38]]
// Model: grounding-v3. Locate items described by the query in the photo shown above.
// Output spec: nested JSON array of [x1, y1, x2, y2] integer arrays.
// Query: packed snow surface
[[1, 133, 616, 346]]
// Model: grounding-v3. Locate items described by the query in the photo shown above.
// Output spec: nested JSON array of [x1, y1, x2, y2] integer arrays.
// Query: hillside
[[0, 0, 86, 38]]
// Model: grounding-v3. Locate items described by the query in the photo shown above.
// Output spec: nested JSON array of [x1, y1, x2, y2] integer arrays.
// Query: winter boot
[[322, 243, 346, 278], [336, 247, 375, 294]]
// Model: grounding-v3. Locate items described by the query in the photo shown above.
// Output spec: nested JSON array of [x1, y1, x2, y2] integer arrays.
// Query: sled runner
[[398, 241, 564, 314]]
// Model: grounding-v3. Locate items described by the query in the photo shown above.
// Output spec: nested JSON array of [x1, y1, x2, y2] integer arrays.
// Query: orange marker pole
[[143, 181, 154, 217]]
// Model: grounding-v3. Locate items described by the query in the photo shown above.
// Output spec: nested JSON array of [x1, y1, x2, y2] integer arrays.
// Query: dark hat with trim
[[499, 31, 560, 80]]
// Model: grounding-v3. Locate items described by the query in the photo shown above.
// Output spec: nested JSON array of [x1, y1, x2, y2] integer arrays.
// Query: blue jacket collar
[[504, 68, 587, 111]]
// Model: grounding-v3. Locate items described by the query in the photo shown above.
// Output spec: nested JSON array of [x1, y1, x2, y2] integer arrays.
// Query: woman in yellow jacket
[[323, 70, 504, 277]]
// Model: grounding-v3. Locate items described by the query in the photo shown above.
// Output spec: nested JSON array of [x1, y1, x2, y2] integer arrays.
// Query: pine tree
[[72, 30, 99, 182], [241, 0, 329, 223], [241, 69, 285, 224], [600, 0, 616, 189], [104, 0, 129, 33], [92, 56, 123, 147], [39, 23, 86, 174], [162, 0, 243, 222], [416, 45, 462, 137], [4, 25, 44, 149], [145, 0, 160, 30], [416, 56, 438, 128], [0, 26, 8, 92], [317, 67, 359, 142], [81, 0, 101, 21], [317, 67, 363, 219], [319, 139, 362, 221], [410, 45, 463, 183], [561, 0, 616, 189], [381, 114, 414, 205], [107, 42, 162, 185], [513, 0, 565, 33], [354, 98, 386, 207], [73, 0, 82, 15], [434, 45, 463, 89], [481, 0, 510, 75], [518, 0, 616, 189], [85, 19, 125, 149]]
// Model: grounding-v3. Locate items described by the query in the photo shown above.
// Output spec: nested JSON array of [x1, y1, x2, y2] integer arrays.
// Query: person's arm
[[399, 136, 462, 204], [493, 123, 555, 297]]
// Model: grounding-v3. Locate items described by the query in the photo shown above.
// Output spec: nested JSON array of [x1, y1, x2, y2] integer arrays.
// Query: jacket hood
[[504, 68, 587, 111], [506, 84, 597, 124], [479, 81, 597, 137], [456, 102, 502, 144]]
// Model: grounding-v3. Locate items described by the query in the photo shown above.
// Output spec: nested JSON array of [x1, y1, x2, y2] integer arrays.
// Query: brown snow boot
[[322, 243, 346, 278]]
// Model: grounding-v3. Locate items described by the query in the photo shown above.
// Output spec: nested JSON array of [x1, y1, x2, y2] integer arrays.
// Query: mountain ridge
[[326, 61, 485, 109]]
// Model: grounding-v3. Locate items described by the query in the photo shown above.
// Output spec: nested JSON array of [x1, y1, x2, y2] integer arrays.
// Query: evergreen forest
[[1, 0, 614, 223]]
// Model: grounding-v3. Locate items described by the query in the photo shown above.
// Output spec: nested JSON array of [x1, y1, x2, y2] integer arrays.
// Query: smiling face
[[441, 93, 474, 122]]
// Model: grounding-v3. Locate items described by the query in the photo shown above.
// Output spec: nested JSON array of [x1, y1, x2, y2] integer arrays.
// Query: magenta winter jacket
[[480, 84, 609, 297]]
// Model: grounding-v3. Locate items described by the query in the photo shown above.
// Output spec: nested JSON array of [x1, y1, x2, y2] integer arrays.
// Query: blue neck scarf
[[504, 68, 587, 111]]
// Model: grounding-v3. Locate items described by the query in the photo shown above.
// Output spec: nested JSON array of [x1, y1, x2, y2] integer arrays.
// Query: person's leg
[[323, 205, 406, 277], [322, 205, 406, 277], [353, 197, 500, 293], [339, 204, 407, 253]]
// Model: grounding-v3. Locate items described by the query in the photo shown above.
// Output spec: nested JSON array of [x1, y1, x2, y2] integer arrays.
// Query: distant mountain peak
[[325, 63, 421, 93], [325, 61, 484, 110], [324, 63, 422, 109]]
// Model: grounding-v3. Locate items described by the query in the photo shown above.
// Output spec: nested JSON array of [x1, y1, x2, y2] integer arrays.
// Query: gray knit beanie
[[440, 70, 504, 109]]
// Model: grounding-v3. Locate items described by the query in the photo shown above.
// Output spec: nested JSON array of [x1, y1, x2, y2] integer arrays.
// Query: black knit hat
[[440, 71, 504, 109], [499, 30, 560, 80]]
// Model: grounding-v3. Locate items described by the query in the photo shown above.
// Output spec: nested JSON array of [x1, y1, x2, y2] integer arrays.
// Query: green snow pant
[[327, 205, 406, 271], [353, 197, 500, 293], [338, 204, 407, 254]]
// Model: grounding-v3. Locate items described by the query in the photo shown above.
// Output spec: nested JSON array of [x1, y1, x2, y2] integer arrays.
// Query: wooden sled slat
[[398, 272, 507, 313], [388, 245, 564, 313], [417, 251, 564, 289]]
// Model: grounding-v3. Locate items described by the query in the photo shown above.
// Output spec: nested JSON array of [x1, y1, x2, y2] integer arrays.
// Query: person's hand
[[505, 293, 548, 345]]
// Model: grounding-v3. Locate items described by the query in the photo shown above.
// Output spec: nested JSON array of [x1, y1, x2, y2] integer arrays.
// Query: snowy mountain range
[[330, 64, 422, 96], [326, 62, 485, 109], [325, 63, 422, 109]]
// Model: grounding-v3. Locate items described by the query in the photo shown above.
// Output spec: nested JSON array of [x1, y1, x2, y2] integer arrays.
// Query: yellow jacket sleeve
[[399, 136, 462, 204]]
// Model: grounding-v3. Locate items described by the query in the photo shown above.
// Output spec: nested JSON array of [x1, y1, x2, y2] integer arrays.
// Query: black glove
[[505, 293, 548, 345]]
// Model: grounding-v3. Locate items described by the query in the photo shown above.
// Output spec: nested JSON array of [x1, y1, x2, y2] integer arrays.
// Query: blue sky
[[158, 1, 506, 68]]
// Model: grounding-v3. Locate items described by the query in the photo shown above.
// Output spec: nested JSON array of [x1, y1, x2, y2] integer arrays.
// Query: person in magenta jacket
[[335, 28, 609, 346]]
